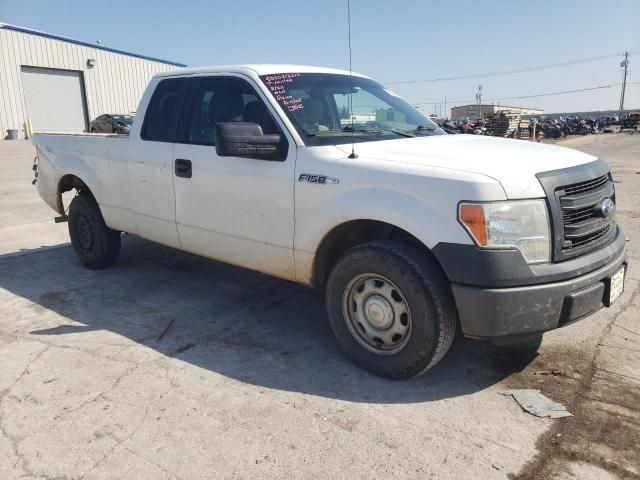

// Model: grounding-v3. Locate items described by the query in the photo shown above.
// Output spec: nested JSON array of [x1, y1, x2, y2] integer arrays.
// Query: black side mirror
[[215, 122, 282, 160]]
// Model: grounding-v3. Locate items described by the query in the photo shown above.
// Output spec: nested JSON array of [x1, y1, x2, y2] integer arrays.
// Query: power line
[[489, 84, 618, 101], [413, 83, 620, 106], [414, 98, 473, 105], [384, 53, 624, 85]]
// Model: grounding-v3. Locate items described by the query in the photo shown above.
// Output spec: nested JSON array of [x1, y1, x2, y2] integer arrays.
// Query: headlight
[[458, 200, 551, 264]]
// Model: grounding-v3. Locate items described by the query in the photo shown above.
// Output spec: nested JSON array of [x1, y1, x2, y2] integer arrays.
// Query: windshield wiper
[[378, 128, 415, 138], [307, 129, 344, 137], [307, 127, 416, 138], [342, 126, 415, 138], [403, 124, 438, 134], [307, 128, 386, 138]]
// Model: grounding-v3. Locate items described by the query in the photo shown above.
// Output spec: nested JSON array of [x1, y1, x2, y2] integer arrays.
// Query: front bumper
[[442, 229, 627, 339]]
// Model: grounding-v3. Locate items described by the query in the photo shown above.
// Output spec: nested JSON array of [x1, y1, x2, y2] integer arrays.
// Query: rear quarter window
[[142, 78, 185, 142]]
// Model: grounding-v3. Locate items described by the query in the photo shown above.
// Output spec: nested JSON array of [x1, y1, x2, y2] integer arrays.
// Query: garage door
[[21, 66, 88, 133]]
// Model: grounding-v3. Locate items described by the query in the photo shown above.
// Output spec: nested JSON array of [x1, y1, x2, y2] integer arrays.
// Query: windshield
[[259, 73, 445, 146], [111, 115, 133, 125]]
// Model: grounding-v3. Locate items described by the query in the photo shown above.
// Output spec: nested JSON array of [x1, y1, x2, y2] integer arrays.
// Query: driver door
[[172, 75, 297, 280]]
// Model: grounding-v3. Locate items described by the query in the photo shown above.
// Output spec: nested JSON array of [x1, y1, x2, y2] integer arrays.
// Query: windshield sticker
[[264, 73, 305, 112]]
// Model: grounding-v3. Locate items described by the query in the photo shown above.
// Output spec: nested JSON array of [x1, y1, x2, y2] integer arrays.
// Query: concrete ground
[[0, 134, 638, 480]]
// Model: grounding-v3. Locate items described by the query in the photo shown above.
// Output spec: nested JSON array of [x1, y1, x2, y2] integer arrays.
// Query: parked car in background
[[621, 112, 640, 131], [89, 114, 134, 134]]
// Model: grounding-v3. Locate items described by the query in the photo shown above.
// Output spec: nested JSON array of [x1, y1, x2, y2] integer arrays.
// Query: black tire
[[68, 191, 121, 269], [325, 241, 457, 379]]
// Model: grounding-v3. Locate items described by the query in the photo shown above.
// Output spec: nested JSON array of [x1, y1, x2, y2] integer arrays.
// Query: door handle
[[175, 159, 192, 178]]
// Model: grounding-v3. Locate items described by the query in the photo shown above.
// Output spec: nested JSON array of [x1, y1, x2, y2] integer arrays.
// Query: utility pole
[[619, 52, 629, 115], [444, 96, 447, 120]]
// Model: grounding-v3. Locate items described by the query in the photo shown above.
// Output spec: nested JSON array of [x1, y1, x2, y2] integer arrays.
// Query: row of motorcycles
[[536, 117, 611, 138], [437, 119, 489, 135], [437, 116, 617, 138]]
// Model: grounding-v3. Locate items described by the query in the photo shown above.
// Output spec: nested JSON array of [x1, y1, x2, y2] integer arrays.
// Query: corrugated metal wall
[[0, 26, 182, 139]]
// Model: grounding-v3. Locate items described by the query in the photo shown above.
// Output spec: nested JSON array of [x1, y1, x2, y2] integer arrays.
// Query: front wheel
[[326, 241, 457, 379], [68, 192, 121, 269]]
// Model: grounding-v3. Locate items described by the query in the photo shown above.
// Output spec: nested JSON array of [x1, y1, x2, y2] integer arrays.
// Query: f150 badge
[[298, 173, 339, 185]]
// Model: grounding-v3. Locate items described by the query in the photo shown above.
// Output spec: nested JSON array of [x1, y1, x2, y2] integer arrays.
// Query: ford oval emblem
[[595, 198, 615, 218]]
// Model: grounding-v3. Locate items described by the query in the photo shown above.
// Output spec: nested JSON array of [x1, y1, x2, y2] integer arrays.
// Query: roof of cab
[[154, 64, 369, 79]]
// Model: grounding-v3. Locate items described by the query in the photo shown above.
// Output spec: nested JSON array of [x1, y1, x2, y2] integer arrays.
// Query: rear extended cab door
[[125, 76, 186, 248]]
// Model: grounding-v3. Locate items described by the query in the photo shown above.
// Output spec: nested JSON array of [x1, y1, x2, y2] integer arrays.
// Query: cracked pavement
[[0, 134, 638, 479]]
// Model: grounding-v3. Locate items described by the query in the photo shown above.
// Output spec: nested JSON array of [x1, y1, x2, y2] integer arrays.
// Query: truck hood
[[335, 134, 598, 198]]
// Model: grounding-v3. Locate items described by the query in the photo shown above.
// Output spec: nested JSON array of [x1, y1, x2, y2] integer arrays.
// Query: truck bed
[[32, 132, 131, 224]]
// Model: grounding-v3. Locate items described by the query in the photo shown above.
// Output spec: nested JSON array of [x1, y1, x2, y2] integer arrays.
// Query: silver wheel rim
[[342, 273, 412, 355]]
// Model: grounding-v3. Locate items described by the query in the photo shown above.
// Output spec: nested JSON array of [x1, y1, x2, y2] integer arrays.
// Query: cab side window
[[142, 78, 185, 142], [184, 77, 280, 146]]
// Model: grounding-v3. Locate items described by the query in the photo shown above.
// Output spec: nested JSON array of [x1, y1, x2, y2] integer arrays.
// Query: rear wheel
[[326, 241, 457, 379], [68, 192, 121, 269]]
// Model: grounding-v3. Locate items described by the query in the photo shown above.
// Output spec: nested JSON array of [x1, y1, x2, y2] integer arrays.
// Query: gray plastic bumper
[[451, 234, 627, 339]]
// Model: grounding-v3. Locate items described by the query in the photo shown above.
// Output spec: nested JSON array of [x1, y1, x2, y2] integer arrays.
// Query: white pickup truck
[[33, 65, 627, 378]]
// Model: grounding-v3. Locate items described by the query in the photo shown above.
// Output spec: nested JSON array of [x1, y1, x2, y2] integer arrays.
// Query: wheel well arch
[[57, 174, 91, 214], [311, 219, 439, 289]]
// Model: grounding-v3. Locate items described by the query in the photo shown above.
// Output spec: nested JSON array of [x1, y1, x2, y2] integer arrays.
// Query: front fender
[[294, 146, 507, 257], [297, 187, 469, 254]]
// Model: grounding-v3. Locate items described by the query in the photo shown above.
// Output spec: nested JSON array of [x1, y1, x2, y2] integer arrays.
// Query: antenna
[[347, 0, 358, 159]]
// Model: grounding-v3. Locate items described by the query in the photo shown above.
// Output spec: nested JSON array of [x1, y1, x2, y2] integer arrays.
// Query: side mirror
[[215, 122, 281, 160]]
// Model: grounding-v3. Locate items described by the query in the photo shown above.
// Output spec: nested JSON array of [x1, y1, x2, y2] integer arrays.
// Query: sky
[[1, 0, 639, 115]]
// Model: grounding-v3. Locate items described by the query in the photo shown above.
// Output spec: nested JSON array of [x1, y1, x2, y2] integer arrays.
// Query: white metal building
[[450, 104, 544, 120], [0, 23, 185, 139]]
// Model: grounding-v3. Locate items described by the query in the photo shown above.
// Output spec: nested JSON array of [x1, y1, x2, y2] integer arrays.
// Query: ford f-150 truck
[[33, 65, 627, 378]]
